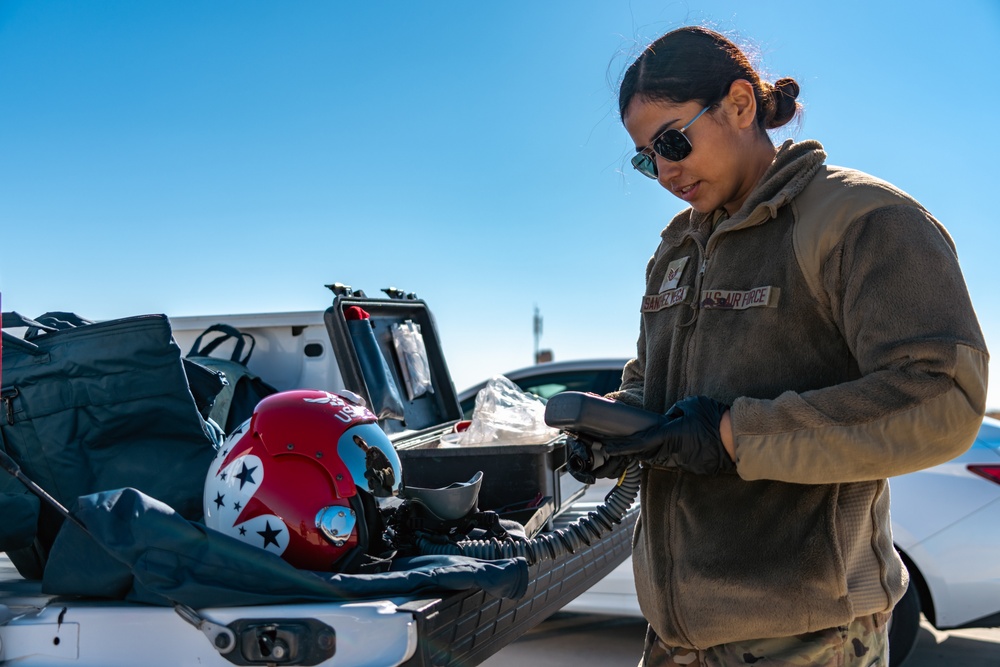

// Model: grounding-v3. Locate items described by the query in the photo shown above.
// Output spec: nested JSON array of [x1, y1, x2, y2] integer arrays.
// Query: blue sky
[[2, 1, 998, 410]]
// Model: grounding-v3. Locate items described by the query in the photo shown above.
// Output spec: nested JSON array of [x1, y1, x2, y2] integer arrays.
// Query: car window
[[515, 370, 609, 401], [519, 383, 568, 401], [597, 369, 626, 395]]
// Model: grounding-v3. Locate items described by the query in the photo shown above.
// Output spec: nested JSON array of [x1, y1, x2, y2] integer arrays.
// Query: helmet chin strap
[[334, 491, 392, 574]]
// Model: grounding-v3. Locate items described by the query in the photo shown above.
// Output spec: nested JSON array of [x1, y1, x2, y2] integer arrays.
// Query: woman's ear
[[724, 79, 758, 130]]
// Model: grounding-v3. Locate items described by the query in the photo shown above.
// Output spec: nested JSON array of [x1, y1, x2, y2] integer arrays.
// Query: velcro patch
[[659, 257, 689, 291], [700, 286, 780, 310], [642, 287, 689, 312]]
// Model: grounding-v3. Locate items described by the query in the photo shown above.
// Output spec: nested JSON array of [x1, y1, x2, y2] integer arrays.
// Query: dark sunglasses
[[630, 105, 710, 179]]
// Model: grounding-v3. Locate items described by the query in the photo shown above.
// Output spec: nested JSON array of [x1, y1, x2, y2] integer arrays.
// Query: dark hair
[[619, 26, 800, 132]]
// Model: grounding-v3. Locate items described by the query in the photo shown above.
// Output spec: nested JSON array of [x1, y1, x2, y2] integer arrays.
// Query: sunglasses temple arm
[[681, 105, 710, 131]]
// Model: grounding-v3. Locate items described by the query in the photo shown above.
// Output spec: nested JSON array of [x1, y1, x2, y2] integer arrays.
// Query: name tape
[[700, 286, 780, 310], [641, 287, 689, 313]]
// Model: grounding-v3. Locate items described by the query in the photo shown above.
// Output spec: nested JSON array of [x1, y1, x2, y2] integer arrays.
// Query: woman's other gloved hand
[[600, 396, 734, 475], [566, 436, 632, 485]]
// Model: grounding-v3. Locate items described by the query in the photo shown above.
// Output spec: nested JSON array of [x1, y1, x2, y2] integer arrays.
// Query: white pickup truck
[[0, 286, 638, 667]]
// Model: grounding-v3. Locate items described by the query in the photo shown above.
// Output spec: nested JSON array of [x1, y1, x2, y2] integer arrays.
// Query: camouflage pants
[[639, 612, 890, 667]]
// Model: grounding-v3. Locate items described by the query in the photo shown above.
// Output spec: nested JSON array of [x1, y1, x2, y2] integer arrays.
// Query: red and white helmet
[[203, 389, 402, 572]]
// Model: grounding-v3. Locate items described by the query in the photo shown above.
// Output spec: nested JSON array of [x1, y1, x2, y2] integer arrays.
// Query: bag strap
[[2, 312, 58, 349], [34, 312, 95, 330], [28, 312, 96, 341], [187, 324, 256, 365], [2, 312, 57, 334]]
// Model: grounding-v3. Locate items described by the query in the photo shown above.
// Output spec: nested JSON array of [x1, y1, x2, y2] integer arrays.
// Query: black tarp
[[42, 488, 529, 608]]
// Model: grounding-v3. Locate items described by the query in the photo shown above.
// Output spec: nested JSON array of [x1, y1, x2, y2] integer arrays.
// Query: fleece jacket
[[607, 139, 989, 649]]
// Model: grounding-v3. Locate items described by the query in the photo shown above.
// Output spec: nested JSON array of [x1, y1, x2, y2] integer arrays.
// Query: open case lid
[[323, 285, 462, 438]]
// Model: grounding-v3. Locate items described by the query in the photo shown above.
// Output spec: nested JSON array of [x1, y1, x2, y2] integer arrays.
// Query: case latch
[[381, 287, 418, 300], [325, 283, 367, 298]]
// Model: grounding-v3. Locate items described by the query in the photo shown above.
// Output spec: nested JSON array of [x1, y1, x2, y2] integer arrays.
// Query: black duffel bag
[[0, 311, 222, 579], [186, 323, 278, 435]]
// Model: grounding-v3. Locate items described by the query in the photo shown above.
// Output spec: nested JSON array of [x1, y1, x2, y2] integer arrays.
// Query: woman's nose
[[655, 155, 681, 188]]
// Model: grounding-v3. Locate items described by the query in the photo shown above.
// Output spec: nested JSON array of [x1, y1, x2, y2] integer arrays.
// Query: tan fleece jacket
[[608, 139, 988, 649]]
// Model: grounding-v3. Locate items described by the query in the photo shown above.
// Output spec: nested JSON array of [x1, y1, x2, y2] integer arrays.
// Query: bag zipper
[[1, 388, 19, 425]]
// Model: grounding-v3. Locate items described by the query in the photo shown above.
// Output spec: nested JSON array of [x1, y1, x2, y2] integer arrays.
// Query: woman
[[598, 26, 989, 666]]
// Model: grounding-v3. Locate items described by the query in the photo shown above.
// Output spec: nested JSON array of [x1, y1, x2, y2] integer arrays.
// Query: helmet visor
[[337, 422, 403, 497]]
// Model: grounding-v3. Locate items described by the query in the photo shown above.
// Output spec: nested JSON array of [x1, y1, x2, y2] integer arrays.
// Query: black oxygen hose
[[416, 391, 657, 563], [414, 460, 640, 563]]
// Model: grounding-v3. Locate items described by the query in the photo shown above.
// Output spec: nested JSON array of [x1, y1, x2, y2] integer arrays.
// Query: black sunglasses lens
[[653, 129, 693, 162], [631, 153, 657, 179]]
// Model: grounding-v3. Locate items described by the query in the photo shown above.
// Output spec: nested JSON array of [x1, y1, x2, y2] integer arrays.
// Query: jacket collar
[[661, 140, 827, 247]]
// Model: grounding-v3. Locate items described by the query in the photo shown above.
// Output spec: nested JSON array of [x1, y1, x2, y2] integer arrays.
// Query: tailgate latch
[[225, 618, 336, 666]]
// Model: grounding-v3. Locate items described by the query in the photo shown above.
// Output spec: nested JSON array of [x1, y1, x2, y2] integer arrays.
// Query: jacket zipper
[[683, 225, 725, 394], [676, 236, 709, 394]]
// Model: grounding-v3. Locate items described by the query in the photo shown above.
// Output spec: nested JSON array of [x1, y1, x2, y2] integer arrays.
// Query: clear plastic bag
[[442, 375, 560, 447], [391, 320, 434, 401]]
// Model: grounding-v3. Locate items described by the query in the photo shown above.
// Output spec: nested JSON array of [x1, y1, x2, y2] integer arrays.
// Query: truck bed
[[0, 501, 638, 666]]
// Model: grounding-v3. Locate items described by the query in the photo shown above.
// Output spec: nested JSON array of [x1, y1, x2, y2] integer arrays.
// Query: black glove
[[600, 396, 734, 475], [566, 436, 632, 485]]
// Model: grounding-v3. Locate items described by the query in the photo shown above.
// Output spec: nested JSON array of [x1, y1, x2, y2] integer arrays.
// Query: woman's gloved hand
[[566, 436, 632, 485], [600, 396, 734, 475]]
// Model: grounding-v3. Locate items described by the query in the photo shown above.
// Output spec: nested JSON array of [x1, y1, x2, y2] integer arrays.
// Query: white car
[[460, 359, 1000, 667]]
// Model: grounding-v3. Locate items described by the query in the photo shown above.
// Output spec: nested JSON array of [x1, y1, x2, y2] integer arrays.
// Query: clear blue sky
[[2, 0, 998, 410]]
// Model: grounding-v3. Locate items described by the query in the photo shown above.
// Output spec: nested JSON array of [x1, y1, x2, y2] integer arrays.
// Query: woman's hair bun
[[767, 77, 801, 129], [774, 77, 800, 101]]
